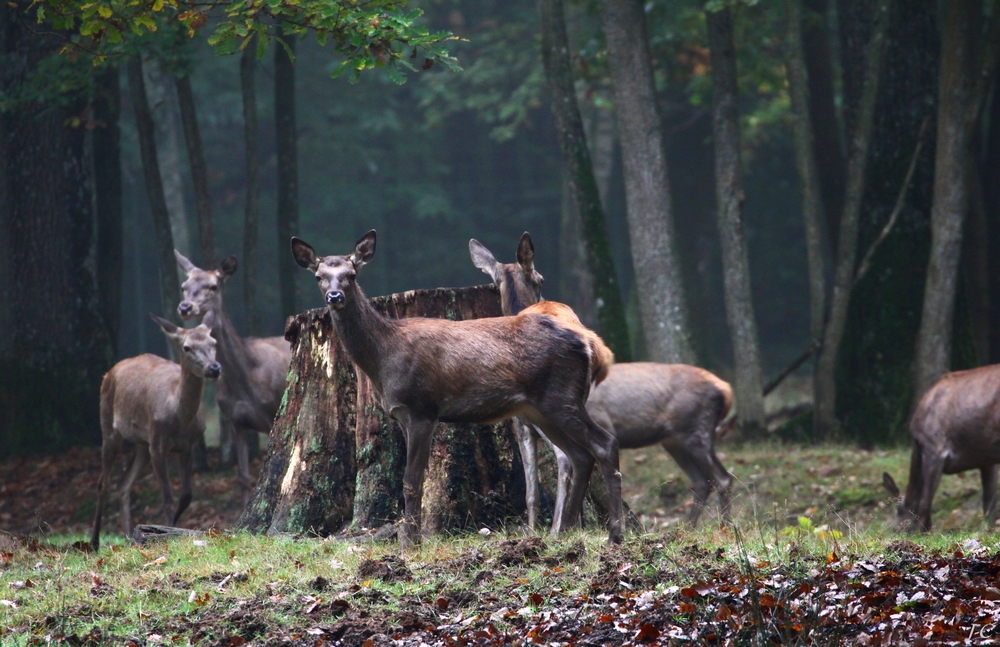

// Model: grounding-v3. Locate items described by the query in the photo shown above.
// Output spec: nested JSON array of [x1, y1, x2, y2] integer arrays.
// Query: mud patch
[[356, 555, 412, 582], [497, 536, 546, 566]]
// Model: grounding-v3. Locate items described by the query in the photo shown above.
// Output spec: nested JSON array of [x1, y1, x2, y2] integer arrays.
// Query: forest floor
[[4, 432, 1000, 645]]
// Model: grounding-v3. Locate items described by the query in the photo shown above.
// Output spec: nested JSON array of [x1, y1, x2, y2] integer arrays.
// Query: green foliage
[[18, 0, 459, 82]]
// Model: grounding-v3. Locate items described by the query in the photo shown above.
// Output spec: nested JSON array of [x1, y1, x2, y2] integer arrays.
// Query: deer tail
[[714, 380, 737, 440]]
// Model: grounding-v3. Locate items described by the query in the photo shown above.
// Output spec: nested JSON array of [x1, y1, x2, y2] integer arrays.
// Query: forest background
[[2, 0, 999, 458]]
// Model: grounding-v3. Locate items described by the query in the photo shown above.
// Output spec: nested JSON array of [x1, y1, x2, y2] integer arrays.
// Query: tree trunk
[[0, 5, 113, 454], [986, 69, 1000, 365], [238, 285, 526, 537], [802, 0, 845, 246], [127, 56, 180, 322], [706, 6, 766, 434], [93, 66, 123, 355], [175, 74, 216, 268], [275, 31, 299, 319], [813, 0, 889, 437], [242, 45, 261, 336], [141, 61, 190, 258], [538, 0, 632, 361], [914, 0, 1000, 399], [787, 0, 828, 348], [558, 174, 598, 330], [599, 0, 695, 365]]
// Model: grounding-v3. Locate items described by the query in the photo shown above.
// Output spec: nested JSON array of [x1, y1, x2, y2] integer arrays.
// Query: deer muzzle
[[205, 363, 222, 379], [326, 290, 346, 307], [178, 302, 195, 318]]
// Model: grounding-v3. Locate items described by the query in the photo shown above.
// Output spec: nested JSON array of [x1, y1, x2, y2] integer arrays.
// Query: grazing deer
[[883, 365, 1000, 532], [291, 231, 623, 547], [174, 251, 293, 504], [90, 313, 221, 550], [470, 233, 735, 528]]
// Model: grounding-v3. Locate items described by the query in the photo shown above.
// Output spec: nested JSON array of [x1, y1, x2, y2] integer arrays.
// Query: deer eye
[[315, 275, 322, 282], [209, 285, 218, 291], [183, 346, 191, 352], [346, 272, 356, 280]]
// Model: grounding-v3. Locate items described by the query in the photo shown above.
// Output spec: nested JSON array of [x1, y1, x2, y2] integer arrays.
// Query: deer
[[90, 312, 221, 551], [174, 251, 293, 505], [290, 230, 623, 548], [470, 233, 735, 529], [882, 365, 1000, 532]]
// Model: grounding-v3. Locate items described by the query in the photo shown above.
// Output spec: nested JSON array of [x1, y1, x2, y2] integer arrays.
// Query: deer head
[[176, 250, 238, 320], [291, 231, 376, 310], [150, 311, 222, 379], [469, 232, 544, 315], [881, 472, 917, 531]]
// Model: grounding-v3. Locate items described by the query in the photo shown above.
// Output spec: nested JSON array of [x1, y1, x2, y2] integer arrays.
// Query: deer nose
[[178, 302, 193, 317], [326, 290, 345, 306], [205, 363, 222, 379]]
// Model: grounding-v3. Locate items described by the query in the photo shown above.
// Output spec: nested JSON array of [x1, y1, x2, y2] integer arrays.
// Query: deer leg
[[915, 452, 943, 533], [513, 419, 540, 532], [118, 448, 149, 541], [400, 416, 437, 549], [663, 444, 713, 525], [981, 465, 998, 527], [549, 440, 573, 534], [233, 424, 251, 508], [148, 439, 176, 526], [173, 449, 194, 526], [902, 444, 924, 529], [709, 450, 734, 523], [91, 435, 123, 551]]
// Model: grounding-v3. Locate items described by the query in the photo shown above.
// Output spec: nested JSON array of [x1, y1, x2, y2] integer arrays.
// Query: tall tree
[[538, 0, 631, 360], [275, 30, 299, 319], [93, 66, 123, 354], [786, 0, 827, 349], [1, 5, 113, 454], [175, 73, 216, 268], [127, 56, 180, 321], [242, 44, 261, 335], [599, 0, 695, 364], [813, 0, 890, 437], [802, 0, 845, 245], [914, 0, 1000, 400], [706, 5, 765, 433]]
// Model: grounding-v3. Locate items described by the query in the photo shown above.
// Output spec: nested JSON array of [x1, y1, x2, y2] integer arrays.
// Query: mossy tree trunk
[[238, 284, 527, 537]]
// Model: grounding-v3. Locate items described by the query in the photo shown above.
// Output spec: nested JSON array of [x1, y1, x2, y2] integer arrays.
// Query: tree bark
[[787, 0, 828, 349], [93, 66, 123, 355], [802, 0, 845, 247], [599, 0, 696, 365], [558, 174, 598, 330], [707, 6, 766, 434], [141, 61, 190, 258], [914, 0, 1000, 399], [986, 69, 1000, 365], [813, 0, 889, 437], [175, 74, 216, 268], [127, 56, 180, 322], [0, 5, 113, 454], [539, 0, 632, 361], [238, 285, 526, 537], [242, 45, 261, 336], [275, 31, 299, 319]]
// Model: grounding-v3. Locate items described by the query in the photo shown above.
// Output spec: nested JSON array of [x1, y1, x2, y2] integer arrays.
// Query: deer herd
[[89, 230, 1000, 550]]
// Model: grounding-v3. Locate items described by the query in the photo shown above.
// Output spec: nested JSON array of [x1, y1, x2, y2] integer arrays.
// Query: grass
[[4, 440, 1000, 645]]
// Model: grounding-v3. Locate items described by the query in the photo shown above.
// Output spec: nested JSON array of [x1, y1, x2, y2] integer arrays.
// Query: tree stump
[[238, 284, 527, 538]]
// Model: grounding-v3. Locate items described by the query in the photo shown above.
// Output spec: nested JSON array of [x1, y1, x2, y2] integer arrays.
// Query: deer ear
[[469, 239, 500, 279], [150, 313, 180, 336], [516, 232, 535, 272], [351, 230, 377, 268], [174, 249, 196, 273], [882, 472, 901, 499], [291, 237, 319, 270], [218, 255, 238, 279], [200, 309, 217, 331]]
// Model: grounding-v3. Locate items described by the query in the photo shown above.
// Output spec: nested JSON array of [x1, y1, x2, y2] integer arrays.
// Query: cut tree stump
[[237, 284, 529, 538]]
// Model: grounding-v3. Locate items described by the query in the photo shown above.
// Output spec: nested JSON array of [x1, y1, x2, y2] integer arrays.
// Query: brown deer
[[291, 231, 623, 547], [174, 251, 293, 504], [470, 233, 735, 528], [882, 365, 1000, 532], [90, 312, 221, 550]]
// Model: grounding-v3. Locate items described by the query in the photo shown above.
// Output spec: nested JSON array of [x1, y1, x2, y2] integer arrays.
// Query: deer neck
[[210, 305, 257, 395], [176, 360, 206, 427], [330, 285, 396, 392]]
